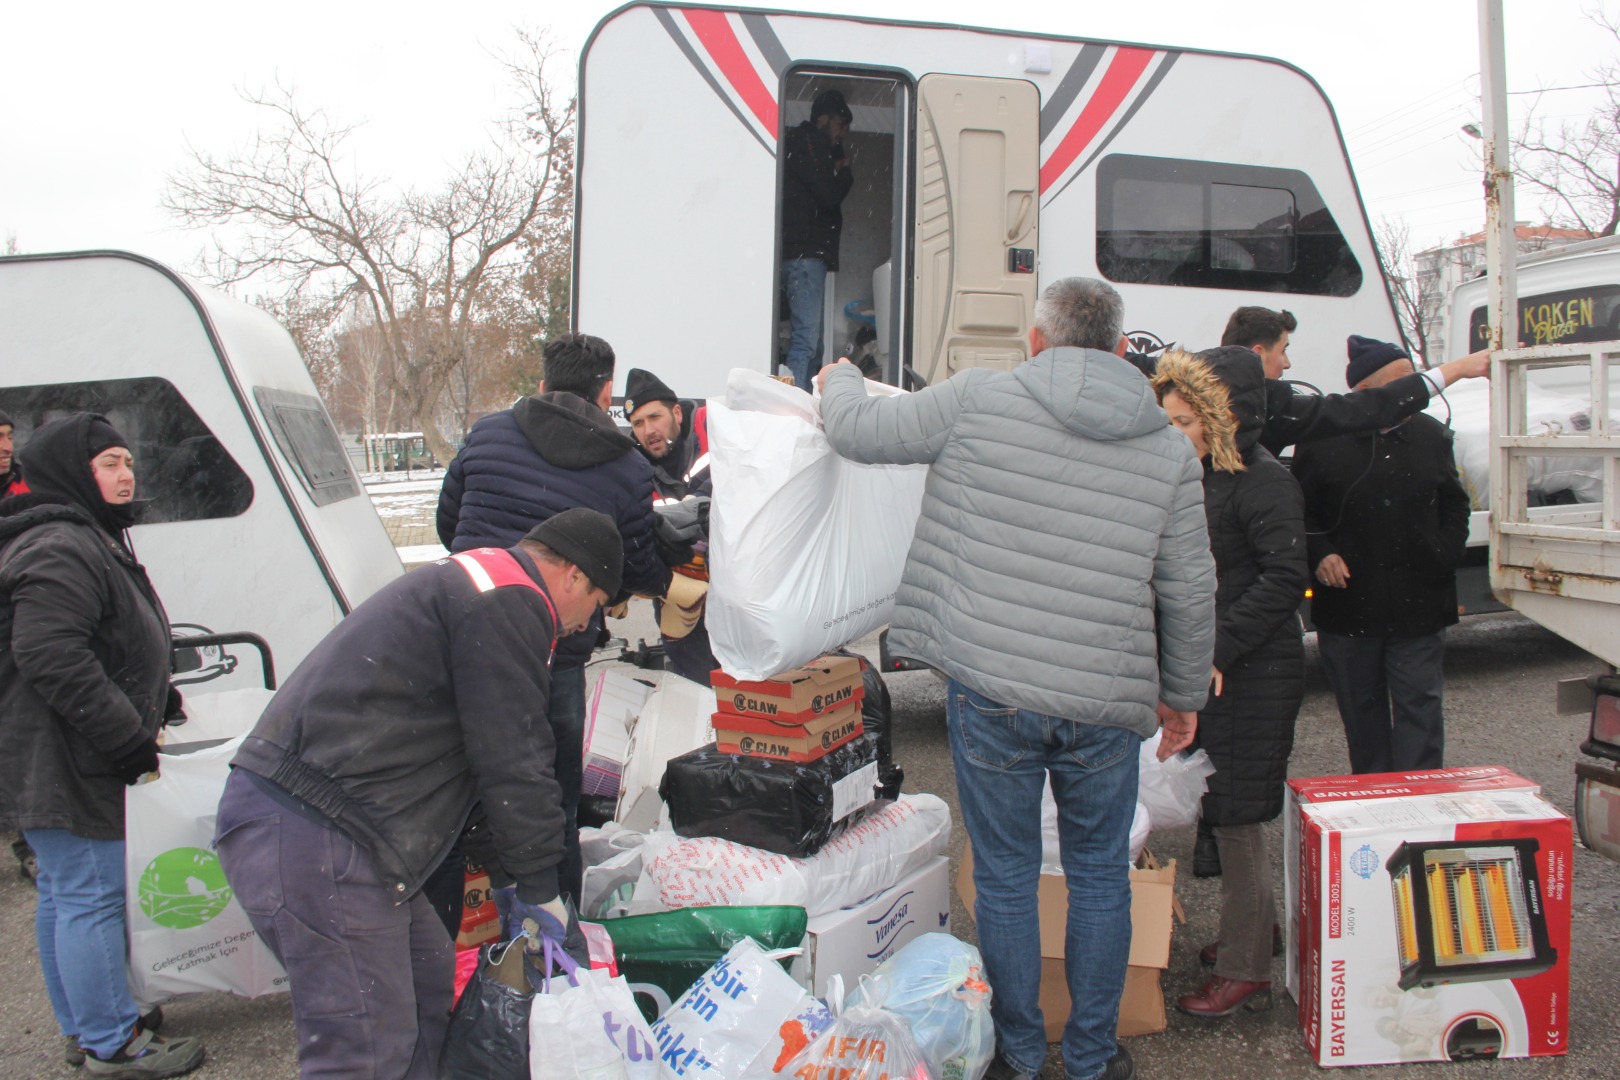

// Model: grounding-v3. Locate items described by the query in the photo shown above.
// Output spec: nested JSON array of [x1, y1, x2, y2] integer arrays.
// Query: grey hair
[[1033, 277, 1124, 351]]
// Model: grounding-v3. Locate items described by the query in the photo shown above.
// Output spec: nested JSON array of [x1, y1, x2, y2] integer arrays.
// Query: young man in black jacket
[[1291, 338, 1472, 774], [1220, 307, 1490, 457], [215, 509, 621, 1079]]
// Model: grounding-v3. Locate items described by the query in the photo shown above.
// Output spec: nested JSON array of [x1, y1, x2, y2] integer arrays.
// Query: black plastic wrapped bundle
[[660, 731, 884, 856]]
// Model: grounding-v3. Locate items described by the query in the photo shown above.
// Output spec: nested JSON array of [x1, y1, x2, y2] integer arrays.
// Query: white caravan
[[574, 2, 1403, 399], [0, 251, 402, 691]]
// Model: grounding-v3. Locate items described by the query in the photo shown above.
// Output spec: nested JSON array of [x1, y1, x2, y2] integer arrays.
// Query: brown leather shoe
[[1199, 924, 1284, 967], [1176, 976, 1273, 1018]]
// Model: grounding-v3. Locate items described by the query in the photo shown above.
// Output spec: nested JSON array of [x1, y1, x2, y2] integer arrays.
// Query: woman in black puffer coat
[[0, 413, 205, 1074], [1152, 348, 1308, 1020]]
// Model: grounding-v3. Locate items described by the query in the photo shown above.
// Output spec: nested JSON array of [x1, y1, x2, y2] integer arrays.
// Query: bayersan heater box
[[1286, 768, 1570, 1066]]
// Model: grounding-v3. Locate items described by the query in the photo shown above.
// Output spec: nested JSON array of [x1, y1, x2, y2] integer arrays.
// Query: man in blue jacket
[[436, 334, 671, 903]]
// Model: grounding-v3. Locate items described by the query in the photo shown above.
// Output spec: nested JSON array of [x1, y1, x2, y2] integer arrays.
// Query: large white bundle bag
[[638, 794, 951, 917], [126, 738, 288, 1001], [706, 369, 927, 679]]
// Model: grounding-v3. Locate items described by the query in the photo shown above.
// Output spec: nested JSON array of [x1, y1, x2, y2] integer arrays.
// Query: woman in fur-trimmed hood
[[1153, 347, 1311, 1020]]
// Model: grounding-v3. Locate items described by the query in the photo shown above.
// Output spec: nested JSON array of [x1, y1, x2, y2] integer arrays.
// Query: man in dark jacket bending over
[[436, 333, 672, 903], [216, 509, 621, 1079], [1221, 306, 1490, 457]]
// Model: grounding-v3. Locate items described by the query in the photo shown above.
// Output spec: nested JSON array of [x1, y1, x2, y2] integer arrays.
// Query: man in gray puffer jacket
[[819, 277, 1216, 1080]]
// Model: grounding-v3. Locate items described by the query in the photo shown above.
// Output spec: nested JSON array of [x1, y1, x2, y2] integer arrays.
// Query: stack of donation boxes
[[657, 655, 949, 995], [1285, 766, 1571, 1067], [662, 655, 879, 857]]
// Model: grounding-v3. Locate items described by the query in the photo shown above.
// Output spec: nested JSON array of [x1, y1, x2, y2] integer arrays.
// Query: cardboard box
[[1283, 766, 1543, 1005], [712, 655, 864, 723], [715, 715, 864, 762], [711, 699, 861, 740], [1288, 777, 1571, 1067], [957, 845, 1177, 1039], [798, 856, 952, 998]]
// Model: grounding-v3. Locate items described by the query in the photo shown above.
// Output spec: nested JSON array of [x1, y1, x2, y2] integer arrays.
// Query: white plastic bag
[[530, 965, 659, 1080], [649, 937, 833, 1080], [616, 677, 717, 833], [1136, 732, 1216, 832], [707, 369, 927, 680], [125, 738, 288, 1001], [847, 934, 991, 1080], [780, 1003, 935, 1080], [641, 795, 951, 917]]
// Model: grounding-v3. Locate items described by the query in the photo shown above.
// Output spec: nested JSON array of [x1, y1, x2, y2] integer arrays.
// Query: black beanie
[[85, 416, 129, 460], [623, 368, 678, 419], [525, 508, 623, 597], [0, 407, 12, 428], [812, 89, 852, 123], [1346, 335, 1411, 388]]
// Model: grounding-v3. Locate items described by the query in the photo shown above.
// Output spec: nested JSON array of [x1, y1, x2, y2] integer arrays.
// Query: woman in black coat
[[0, 413, 205, 1075], [1152, 348, 1309, 1019]]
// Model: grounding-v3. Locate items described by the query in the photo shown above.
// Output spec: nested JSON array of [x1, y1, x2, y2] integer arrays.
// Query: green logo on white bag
[[137, 847, 233, 929]]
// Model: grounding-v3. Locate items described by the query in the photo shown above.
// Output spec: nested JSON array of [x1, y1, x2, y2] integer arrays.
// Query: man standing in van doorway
[[780, 88, 855, 391], [0, 409, 26, 499]]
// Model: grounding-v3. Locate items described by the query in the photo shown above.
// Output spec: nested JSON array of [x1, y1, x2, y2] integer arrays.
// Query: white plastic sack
[[1136, 732, 1216, 832], [707, 369, 927, 680], [848, 934, 992, 1080], [649, 938, 833, 1080], [581, 825, 649, 921], [125, 738, 287, 1001], [1038, 783, 1150, 872], [639, 795, 951, 917], [531, 966, 659, 1080]]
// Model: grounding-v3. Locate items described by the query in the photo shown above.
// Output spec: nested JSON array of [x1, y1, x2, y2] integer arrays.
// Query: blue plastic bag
[[847, 934, 993, 1080]]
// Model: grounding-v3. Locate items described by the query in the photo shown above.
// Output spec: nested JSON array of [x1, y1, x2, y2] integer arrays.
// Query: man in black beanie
[[0, 408, 26, 499], [216, 508, 621, 1077], [780, 88, 855, 390], [1291, 338, 1471, 774], [624, 367, 717, 684]]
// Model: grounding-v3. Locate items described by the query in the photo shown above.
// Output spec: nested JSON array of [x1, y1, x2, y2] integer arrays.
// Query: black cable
[[1304, 431, 1382, 537]]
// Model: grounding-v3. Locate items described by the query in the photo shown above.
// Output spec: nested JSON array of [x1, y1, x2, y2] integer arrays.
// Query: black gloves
[[111, 736, 161, 786]]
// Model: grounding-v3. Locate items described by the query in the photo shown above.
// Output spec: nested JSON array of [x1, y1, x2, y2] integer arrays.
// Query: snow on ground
[[398, 544, 449, 565], [369, 491, 442, 519]]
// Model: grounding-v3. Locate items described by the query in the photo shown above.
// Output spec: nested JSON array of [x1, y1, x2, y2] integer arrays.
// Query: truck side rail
[[1490, 340, 1620, 667]]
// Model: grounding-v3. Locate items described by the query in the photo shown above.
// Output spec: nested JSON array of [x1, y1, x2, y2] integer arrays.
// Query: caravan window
[[253, 388, 361, 507], [0, 377, 253, 522], [1469, 285, 1620, 349], [1096, 154, 1362, 296]]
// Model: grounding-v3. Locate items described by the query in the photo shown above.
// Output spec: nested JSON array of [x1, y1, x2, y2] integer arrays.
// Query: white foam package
[[706, 369, 927, 680], [585, 670, 656, 798], [634, 795, 951, 918], [616, 676, 717, 834], [650, 937, 834, 1080]]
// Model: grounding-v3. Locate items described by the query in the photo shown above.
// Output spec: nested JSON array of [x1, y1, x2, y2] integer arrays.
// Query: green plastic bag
[[604, 905, 808, 1021]]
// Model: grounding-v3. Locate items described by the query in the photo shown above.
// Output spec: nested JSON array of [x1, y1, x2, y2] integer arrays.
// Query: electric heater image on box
[[1386, 839, 1556, 990]]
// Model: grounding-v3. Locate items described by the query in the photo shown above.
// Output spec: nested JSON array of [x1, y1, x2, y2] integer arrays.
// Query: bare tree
[[164, 29, 574, 462], [1375, 215, 1439, 364], [1513, 5, 1620, 237]]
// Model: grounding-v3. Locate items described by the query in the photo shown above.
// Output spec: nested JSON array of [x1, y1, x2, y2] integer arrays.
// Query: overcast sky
[[3, 0, 1609, 274]]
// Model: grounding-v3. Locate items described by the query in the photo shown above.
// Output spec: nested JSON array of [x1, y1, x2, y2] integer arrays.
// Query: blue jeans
[[782, 257, 827, 389], [25, 829, 141, 1058], [551, 664, 587, 904], [947, 680, 1140, 1080]]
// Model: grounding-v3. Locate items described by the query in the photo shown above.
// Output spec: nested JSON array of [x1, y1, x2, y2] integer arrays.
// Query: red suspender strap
[[450, 548, 560, 658]]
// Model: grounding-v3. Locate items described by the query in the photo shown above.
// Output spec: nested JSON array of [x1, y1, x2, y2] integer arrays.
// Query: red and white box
[[1285, 768, 1571, 1067]]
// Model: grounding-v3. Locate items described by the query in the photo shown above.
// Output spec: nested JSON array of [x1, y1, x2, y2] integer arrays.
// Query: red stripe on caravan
[[1038, 47, 1156, 194], [682, 8, 779, 138]]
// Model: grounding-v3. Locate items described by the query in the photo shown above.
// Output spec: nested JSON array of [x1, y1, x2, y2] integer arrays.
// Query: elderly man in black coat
[[1291, 336, 1472, 774]]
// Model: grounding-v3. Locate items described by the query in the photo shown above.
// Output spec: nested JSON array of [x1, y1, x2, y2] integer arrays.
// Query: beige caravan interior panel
[[913, 74, 1040, 386]]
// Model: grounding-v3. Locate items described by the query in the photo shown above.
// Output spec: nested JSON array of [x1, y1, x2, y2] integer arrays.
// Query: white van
[[574, 2, 1402, 397], [0, 251, 402, 691]]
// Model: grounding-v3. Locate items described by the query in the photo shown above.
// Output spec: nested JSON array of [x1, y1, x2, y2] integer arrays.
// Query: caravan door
[[912, 74, 1041, 387]]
